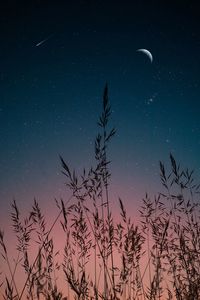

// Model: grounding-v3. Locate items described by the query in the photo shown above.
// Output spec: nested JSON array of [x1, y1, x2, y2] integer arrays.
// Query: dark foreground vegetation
[[1, 85, 200, 300]]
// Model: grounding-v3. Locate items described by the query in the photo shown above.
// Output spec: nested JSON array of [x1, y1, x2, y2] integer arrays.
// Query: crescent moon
[[137, 49, 153, 63]]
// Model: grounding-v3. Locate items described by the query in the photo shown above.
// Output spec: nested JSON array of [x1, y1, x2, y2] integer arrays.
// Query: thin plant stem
[[19, 194, 73, 300]]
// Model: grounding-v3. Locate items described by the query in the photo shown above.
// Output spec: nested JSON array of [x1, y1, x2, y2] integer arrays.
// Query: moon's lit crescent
[[137, 49, 153, 63]]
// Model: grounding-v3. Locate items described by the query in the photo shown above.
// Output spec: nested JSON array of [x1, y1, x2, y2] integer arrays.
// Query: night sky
[[1, 0, 200, 227]]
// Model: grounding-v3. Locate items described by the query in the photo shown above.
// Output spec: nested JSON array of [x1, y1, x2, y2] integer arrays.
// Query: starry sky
[[1, 0, 200, 227]]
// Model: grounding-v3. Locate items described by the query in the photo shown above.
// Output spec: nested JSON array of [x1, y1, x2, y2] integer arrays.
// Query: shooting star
[[35, 35, 53, 47]]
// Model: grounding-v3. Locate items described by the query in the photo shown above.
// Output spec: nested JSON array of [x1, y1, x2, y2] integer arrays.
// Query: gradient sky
[[1, 0, 200, 228]]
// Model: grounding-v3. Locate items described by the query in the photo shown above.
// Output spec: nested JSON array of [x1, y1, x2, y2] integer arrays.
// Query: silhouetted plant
[[0, 84, 200, 300]]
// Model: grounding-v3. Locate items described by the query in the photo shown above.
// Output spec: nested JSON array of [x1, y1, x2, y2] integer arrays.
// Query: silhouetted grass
[[1, 85, 200, 299]]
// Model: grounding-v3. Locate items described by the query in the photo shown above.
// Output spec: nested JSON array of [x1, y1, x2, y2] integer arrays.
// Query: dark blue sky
[[1, 0, 200, 223]]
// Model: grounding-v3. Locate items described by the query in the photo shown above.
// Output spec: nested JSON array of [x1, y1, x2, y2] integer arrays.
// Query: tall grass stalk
[[1, 85, 200, 299]]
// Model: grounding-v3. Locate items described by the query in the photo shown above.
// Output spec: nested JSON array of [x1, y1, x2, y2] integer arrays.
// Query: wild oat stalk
[[60, 84, 117, 299], [1, 84, 200, 300]]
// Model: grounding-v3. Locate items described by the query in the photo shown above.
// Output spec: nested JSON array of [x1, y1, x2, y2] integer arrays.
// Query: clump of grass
[[0, 85, 200, 299]]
